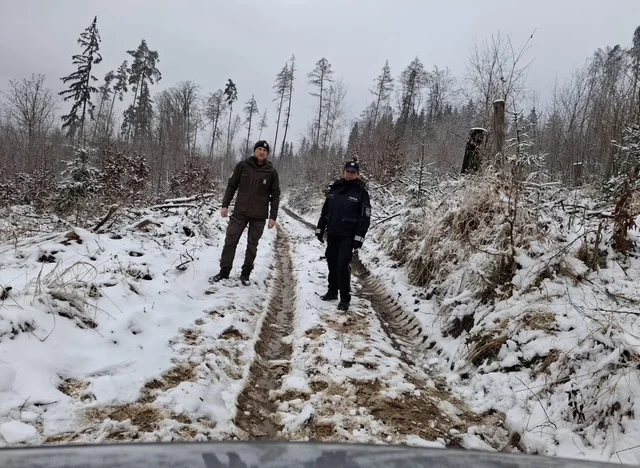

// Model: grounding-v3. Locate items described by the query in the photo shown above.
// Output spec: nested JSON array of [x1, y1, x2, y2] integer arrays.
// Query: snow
[[0, 202, 277, 443], [362, 180, 640, 465], [1, 179, 640, 465], [0, 421, 39, 444]]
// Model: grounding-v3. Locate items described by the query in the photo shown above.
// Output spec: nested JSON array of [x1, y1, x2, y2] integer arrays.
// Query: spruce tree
[[223, 79, 238, 157], [105, 61, 129, 139], [59, 16, 102, 144], [243, 95, 259, 156], [371, 60, 393, 126], [92, 70, 114, 142], [280, 55, 296, 158], [257, 110, 268, 139], [122, 40, 161, 144], [272, 62, 289, 159], [308, 58, 334, 147]]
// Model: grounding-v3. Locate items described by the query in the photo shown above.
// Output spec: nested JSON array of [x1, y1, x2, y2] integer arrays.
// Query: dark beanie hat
[[254, 140, 270, 153], [344, 161, 360, 172]]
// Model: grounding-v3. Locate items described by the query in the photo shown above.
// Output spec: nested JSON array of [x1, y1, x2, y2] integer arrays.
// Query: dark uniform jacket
[[222, 157, 281, 220], [316, 179, 371, 244]]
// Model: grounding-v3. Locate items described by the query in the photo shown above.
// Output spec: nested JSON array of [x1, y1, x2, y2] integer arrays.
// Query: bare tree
[[465, 31, 533, 127], [2, 73, 57, 170], [205, 90, 225, 158]]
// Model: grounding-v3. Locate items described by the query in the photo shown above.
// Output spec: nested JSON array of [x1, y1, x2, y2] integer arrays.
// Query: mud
[[235, 225, 296, 439]]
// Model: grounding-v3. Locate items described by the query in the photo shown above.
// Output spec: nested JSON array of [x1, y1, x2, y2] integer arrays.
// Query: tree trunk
[[127, 75, 142, 142], [316, 69, 325, 147], [245, 113, 253, 157], [226, 106, 233, 158], [573, 162, 584, 186], [209, 112, 219, 159], [273, 88, 285, 159], [80, 98, 88, 147], [92, 97, 105, 145], [105, 92, 117, 141], [492, 100, 506, 166], [281, 77, 294, 158], [461, 128, 488, 174], [373, 80, 383, 126]]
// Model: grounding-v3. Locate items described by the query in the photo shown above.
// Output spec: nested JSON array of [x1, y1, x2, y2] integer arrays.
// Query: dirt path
[[280, 206, 425, 363], [234, 226, 296, 439], [280, 206, 512, 449]]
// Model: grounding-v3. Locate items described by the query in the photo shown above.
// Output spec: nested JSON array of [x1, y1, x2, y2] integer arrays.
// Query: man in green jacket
[[210, 140, 281, 286]]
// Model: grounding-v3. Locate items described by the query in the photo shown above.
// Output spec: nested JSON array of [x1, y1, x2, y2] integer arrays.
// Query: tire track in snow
[[281, 206, 424, 364], [280, 205, 512, 449], [234, 225, 296, 438]]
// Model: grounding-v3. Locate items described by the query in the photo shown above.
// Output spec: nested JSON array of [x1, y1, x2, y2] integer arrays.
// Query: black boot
[[320, 291, 338, 301], [337, 300, 349, 311], [209, 271, 229, 283], [240, 274, 250, 286]]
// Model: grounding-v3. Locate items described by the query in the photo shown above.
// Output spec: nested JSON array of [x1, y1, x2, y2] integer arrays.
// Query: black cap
[[344, 161, 360, 172], [254, 140, 270, 153]]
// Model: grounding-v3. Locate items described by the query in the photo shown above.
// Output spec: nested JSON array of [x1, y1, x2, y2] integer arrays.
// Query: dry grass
[[86, 404, 163, 432], [467, 331, 508, 366], [58, 378, 89, 398]]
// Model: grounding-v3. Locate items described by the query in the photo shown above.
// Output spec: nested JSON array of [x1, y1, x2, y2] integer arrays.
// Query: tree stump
[[461, 128, 488, 174]]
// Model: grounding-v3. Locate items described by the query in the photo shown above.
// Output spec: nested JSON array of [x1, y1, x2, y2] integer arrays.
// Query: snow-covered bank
[[356, 175, 640, 465], [0, 204, 276, 444]]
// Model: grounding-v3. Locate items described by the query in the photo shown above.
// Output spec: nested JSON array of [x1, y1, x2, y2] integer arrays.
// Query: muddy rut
[[235, 225, 296, 439]]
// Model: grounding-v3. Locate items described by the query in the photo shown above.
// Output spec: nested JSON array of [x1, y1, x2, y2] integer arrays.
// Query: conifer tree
[[371, 60, 393, 126], [59, 16, 102, 144], [122, 40, 161, 144], [243, 95, 259, 156], [223, 79, 238, 157], [105, 61, 129, 139], [280, 55, 296, 158], [308, 58, 334, 147]]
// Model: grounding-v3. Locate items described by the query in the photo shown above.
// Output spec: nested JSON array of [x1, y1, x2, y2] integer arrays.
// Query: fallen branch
[[372, 213, 403, 226], [92, 204, 119, 233], [176, 251, 195, 271], [128, 218, 162, 231], [164, 193, 217, 204], [150, 203, 198, 210]]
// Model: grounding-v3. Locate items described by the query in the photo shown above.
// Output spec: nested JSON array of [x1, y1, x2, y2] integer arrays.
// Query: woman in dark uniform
[[315, 161, 371, 311]]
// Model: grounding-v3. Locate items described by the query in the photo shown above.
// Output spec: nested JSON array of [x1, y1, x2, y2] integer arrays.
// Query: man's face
[[344, 169, 359, 180], [255, 147, 269, 161]]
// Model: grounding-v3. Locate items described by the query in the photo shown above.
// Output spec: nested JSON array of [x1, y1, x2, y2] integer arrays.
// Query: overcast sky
[[2, 0, 640, 150]]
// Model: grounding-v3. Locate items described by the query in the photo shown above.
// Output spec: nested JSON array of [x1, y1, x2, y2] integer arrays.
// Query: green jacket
[[222, 157, 281, 220]]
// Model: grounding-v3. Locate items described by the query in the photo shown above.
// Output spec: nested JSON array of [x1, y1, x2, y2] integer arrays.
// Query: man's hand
[[268, 219, 276, 229], [221, 208, 229, 218]]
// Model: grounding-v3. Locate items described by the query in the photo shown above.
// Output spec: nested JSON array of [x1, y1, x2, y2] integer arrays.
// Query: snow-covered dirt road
[[0, 202, 510, 451]]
